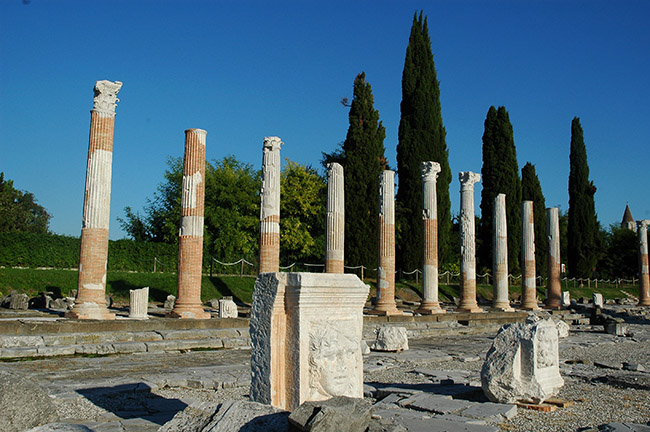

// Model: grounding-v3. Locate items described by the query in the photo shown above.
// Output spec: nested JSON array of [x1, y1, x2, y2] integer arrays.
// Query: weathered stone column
[[637, 220, 650, 306], [416, 161, 445, 314], [67, 80, 122, 320], [521, 200, 539, 310], [259, 137, 283, 273], [325, 162, 344, 273], [545, 207, 562, 309], [492, 194, 513, 311], [458, 171, 483, 313], [371, 170, 400, 315], [129, 287, 149, 319], [170, 129, 210, 319]]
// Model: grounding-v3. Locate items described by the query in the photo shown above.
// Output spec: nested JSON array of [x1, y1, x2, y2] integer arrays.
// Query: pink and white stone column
[[259, 137, 283, 273], [521, 200, 539, 310], [67, 80, 122, 320], [170, 129, 210, 319], [371, 170, 400, 315], [492, 194, 513, 311], [416, 161, 445, 314], [325, 162, 344, 274], [458, 171, 483, 313], [545, 207, 562, 309], [637, 220, 650, 306]]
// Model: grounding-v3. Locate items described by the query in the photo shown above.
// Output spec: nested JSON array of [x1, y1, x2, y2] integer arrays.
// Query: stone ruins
[[67, 80, 122, 320], [416, 161, 445, 314], [492, 193, 513, 311], [218, 296, 238, 319], [371, 170, 400, 315], [170, 129, 210, 319], [128, 287, 149, 319], [325, 162, 344, 274], [458, 171, 483, 313], [545, 207, 562, 309], [638, 220, 650, 306], [250, 272, 368, 410], [259, 136, 283, 274], [520, 201, 539, 310]]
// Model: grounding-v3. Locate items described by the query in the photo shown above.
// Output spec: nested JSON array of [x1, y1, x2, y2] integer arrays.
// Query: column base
[[457, 306, 485, 313], [415, 302, 446, 314], [65, 302, 116, 320], [637, 299, 650, 307], [544, 300, 562, 310], [491, 303, 514, 312], [520, 304, 540, 311], [367, 306, 402, 316], [168, 306, 211, 319]]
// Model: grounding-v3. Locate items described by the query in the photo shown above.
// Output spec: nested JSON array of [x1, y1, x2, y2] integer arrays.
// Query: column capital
[[327, 162, 343, 175], [185, 128, 207, 141], [91, 80, 122, 116], [637, 220, 650, 230], [421, 161, 441, 181], [263, 136, 283, 151], [459, 171, 480, 189]]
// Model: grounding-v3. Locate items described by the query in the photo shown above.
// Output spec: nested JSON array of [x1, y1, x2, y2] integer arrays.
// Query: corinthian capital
[[459, 171, 480, 189], [92, 80, 122, 116], [421, 161, 441, 181], [263, 136, 283, 151]]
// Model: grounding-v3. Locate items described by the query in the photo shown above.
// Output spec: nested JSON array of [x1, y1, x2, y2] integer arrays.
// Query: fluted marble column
[[416, 162, 445, 314], [492, 194, 513, 311], [545, 207, 562, 309], [458, 171, 483, 313], [371, 170, 401, 315], [259, 137, 283, 273], [171, 129, 210, 319], [325, 162, 344, 273], [129, 287, 149, 319], [521, 200, 539, 310], [67, 80, 122, 320], [637, 220, 650, 306]]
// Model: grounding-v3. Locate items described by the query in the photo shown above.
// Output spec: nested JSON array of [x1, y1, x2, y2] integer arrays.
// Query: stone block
[[222, 337, 249, 349], [112, 342, 148, 354], [555, 320, 570, 338], [75, 343, 116, 355], [42, 334, 76, 346], [598, 423, 650, 432], [371, 326, 409, 352], [0, 370, 59, 431], [25, 423, 94, 431], [164, 295, 176, 311], [0, 335, 44, 348], [459, 402, 518, 421], [288, 396, 372, 432], [36, 345, 76, 357], [202, 400, 289, 432], [0, 346, 38, 358], [481, 316, 564, 403], [605, 321, 629, 336], [158, 401, 219, 432], [250, 272, 369, 411], [398, 392, 474, 414], [593, 293, 604, 308], [219, 296, 238, 318]]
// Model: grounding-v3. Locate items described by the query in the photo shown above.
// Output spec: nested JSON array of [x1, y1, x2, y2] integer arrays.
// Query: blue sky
[[1, 0, 649, 240]]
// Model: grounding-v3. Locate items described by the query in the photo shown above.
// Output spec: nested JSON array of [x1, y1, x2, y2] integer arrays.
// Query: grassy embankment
[[0, 267, 637, 306]]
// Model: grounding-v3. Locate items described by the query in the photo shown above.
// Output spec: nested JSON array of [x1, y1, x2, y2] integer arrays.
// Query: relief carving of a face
[[308, 322, 359, 398]]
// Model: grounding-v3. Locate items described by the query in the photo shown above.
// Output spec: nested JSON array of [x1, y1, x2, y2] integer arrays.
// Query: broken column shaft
[[521, 200, 539, 310], [371, 170, 400, 315], [325, 162, 344, 273], [416, 161, 445, 314], [638, 220, 650, 306], [545, 207, 562, 309], [492, 194, 513, 311], [458, 171, 483, 313], [170, 129, 210, 319], [67, 80, 122, 320], [259, 137, 283, 273]]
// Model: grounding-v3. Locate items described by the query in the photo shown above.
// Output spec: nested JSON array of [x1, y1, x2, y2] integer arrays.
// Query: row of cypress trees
[[328, 11, 599, 279]]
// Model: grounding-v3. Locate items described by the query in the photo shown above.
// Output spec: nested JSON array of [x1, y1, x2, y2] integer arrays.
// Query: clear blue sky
[[1, 0, 649, 240]]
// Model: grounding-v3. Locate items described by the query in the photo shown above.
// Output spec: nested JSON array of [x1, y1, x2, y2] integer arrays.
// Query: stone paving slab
[[459, 401, 518, 421], [398, 392, 475, 414]]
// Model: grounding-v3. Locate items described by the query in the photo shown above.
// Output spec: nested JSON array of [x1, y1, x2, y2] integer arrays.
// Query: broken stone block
[[555, 320, 570, 338], [288, 396, 372, 432], [371, 326, 409, 352], [218, 296, 238, 318], [202, 400, 288, 432], [1, 291, 29, 310], [481, 316, 564, 404], [561, 291, 571, 307], [164, 295, 176, 311], [0, 370, 59, 431], [593, 293, 604, 308], [50, 297, 74, 310], [604, 319, 629, 336]]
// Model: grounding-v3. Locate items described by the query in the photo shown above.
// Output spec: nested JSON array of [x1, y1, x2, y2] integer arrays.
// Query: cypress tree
[[568, 117, 599, 278], [521, 162, 547, 277], [478, 106, 521, 273], [396, 11, 452, 273], [340, 72, 387, 269]]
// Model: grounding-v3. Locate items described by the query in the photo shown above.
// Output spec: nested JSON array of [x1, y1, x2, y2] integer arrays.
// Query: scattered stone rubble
[[371, 326, 409, 352]]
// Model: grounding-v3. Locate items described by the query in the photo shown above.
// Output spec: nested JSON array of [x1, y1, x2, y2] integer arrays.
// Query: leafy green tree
[[0, 172, 51, 234], [396, 11, 452, 272], [597, 224, 637, 279], [204, 156, 260, 263], [478, 106, 521, 273], [280, 160, 326, 265], [567, 117, 599, 277], [521, 162, 547, 277], [324, 72, 386, 269]]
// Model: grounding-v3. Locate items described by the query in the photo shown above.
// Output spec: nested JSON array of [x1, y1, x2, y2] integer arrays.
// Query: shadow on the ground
[[108, 279, 170, 303], [368, 381, 489, 402], [77, 382, 187, 425]]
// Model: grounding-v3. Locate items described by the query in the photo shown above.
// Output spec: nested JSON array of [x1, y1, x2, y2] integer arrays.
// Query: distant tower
[[622, 204, 636, 232]]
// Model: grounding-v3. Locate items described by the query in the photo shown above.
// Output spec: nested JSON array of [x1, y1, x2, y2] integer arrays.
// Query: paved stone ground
[[1, 311, 649, 431]]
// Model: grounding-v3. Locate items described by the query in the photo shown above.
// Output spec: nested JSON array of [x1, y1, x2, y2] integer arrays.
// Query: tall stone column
[[458, 171, 483, 313], [637, 220, 650, 306], [492, 194, 513, 311], [67, 80, 122, 320], [416, 162, 445, 314], [545, 207, 562, 309], [521, 200, 539, 310], [371, 170, 400, 315], [259, 137, 283, 273], [325, 162, 344, 273], [170, 129, 210, 319]]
